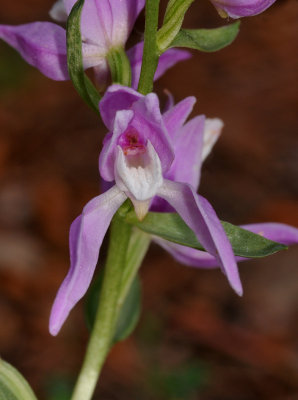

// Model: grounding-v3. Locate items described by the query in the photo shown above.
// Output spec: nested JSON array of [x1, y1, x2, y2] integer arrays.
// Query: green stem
[[107, 47, 132, 86], [138, 0, 160, 95], [117, 230, 150, 312], [70, 211, 132, 400]]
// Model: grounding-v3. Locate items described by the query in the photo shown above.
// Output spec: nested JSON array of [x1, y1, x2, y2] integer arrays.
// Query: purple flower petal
[[155, 238, 218, 268], [0, 22, 68, 80], [240, 222, 298, 246], [163, 90, 175, 112], [130, 93, 174, 173], [155, 222, 298, 269], [210, 0, 276, 18], [166, 115, 205, 190], [127, 41, 191, 90], [99, 109, 134, 181], [157, 180, 243, 295], [99, 84, 143, 129], [49, 185, 127, 335], [99, 86, 174, 178], [163, 97, 196, 141], [64, 0, 144, 48]]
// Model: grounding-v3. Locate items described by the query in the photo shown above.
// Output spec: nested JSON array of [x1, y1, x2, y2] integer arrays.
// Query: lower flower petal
[[0, 22, 68, 80], [154, 238, 219, 268], [157, 180, 243, 295], [49, 185, 127, 335]]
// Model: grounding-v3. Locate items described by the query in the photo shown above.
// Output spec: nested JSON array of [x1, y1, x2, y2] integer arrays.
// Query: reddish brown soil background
[[0, 1, 297, 399]]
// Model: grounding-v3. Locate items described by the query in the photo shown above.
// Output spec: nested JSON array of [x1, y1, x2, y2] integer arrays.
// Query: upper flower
[[0, 0, 190, 87], [210, 0, 277, 18], [49, 85, 243, 335]]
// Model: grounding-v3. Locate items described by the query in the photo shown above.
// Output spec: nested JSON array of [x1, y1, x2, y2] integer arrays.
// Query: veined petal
[[50, 0, 68, 22], [157, 180, 243, 295], [155, 222, 298, 268], [163, 97, 196, 141], [0, 22, 68, 80], [127, 42, 191, 90], [131, 93, 174, 173], [166, 115, 205, 190], [49, 185, 127, 335], [64, 0, 144, 48], [211, 0, 276, 18], [99, 85, 142, 130]]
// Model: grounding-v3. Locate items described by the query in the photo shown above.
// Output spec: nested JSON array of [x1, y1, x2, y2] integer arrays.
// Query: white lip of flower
[[115, 140, 163, 220]]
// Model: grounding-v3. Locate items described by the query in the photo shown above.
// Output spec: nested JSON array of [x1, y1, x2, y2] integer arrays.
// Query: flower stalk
[[157, 0, 194, 53], [70, 207, 132, 400], [107, 47, 132, 87], [138, 0, 160, 95]]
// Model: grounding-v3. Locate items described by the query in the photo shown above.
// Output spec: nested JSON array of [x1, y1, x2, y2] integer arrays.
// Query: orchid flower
[[152, 103, 298, 267], [0, 0, 190, 88], [209, 0, 277, 19], [49, 85, 243, 335]]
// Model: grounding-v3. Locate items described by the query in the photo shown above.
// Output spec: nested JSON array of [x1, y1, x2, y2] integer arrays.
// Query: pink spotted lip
[[118, 126, 147, 156]]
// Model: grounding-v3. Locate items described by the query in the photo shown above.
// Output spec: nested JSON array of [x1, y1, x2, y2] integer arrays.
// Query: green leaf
[[66, 0, 101, 112], [85, 272, 141, 344], [168, 22, 240, 52], [124, 211, 287, 258], [0, 359, 38, 400]]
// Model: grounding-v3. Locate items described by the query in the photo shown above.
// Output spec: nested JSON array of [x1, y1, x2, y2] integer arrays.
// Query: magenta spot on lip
[[118, 127, 146, 156]]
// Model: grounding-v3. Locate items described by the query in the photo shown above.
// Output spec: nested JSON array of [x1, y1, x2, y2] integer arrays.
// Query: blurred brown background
[[0, 0, 297, 399]]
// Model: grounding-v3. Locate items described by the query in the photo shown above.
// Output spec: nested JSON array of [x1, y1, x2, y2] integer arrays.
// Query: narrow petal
[[64, 0, 144, 48], [0, 22, 68, 81], [163, 90, 175, 113], [99, 84, 142, 130], [49, 185, 127, 335], [127, 42, 191, 90], [154, 49, 192, 81], [211, 0, 276, 18], [166, 115, 205, 190], [157, 180, 243, 295], [240, 222, 298, 246], [154, 238, 218, 268], [155, 222, 298, 269], [99, 109, 134, 181], [201, 118, 223, 162], [163, 97, 196, 141]]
